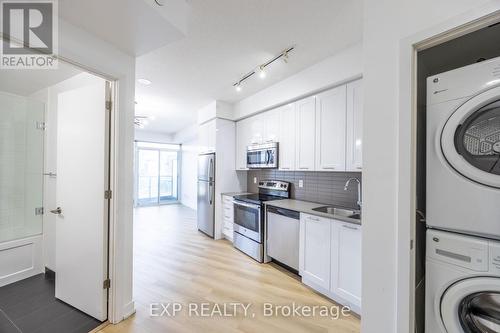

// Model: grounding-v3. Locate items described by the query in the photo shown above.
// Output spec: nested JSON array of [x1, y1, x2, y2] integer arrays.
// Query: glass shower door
[[0, 92, 44, 243]]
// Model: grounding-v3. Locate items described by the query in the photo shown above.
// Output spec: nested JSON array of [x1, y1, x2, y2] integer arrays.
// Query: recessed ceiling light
[[235, 84, 242, 92], [137, 78, 152, 86]]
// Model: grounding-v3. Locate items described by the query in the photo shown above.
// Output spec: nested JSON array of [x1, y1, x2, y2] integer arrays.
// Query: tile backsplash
[[247, 170, 362, 209]]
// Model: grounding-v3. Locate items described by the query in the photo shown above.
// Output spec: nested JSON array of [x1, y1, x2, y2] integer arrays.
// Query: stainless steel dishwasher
[[266, 206, 300, 271]]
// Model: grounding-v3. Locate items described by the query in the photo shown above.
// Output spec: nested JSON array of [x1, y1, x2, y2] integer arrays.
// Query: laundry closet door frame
[[396, 6, 500, 333]]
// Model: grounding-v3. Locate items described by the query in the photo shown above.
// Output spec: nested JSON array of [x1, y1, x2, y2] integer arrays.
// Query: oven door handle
[[233, 200, 261, 210]]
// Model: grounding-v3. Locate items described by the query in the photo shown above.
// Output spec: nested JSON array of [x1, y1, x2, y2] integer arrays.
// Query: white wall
[[174, 124, 199, 210], [135, 129, 174, 143], [56, 18, 136, 323], [233, 43, 363, 119], [362, 2, 499, 333]]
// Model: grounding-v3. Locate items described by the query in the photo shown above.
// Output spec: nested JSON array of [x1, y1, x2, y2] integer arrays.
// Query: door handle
[[50, 207, 62, 215]]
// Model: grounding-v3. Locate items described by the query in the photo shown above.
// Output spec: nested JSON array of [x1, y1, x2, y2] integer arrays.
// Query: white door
[[315, 86, 347, 171], [55, 78, 109, 321], [296, 97, 316, 171], [331, 221, 362, 309], [279, 103, 296, 171], [346, 79, 363, 171], [300, 214, 331, 290]]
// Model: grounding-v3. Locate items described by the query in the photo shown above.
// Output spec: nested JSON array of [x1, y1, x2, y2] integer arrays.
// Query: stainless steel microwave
[[247, 142, 278, 169]]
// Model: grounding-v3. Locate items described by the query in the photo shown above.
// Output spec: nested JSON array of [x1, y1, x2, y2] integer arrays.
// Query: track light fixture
[[233, 46, 294, 92]]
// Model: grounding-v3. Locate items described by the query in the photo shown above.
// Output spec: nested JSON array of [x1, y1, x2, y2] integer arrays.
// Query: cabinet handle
[[356, 167, 362, 170], [308, 216, 320, 221], [280, 167, 290, 170], [342, 224, 359, 230], [323, 167, 336, 170], [299, 167, 309, 170]]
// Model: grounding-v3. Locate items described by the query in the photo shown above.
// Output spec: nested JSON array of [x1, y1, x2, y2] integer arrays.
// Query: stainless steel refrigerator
[[197, 153, 215, 237]]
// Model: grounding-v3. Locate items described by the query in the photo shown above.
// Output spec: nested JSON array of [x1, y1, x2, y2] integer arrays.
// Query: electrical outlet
[[253, 177, 257, 184], [299, 180, 304, 188]]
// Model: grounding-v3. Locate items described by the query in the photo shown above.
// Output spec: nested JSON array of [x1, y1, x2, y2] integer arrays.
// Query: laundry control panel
[[489, 242, 500, 274], [427, 229, 488, 272]]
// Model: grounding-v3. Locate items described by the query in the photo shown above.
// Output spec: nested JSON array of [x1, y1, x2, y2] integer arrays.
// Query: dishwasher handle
[[267, 206, 300, 220]]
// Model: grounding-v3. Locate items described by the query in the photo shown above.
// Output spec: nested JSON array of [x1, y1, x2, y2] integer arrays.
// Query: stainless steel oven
[[233, 200, 261, 243], [232, 180, 290, 263], [247, 142, 278, 169]]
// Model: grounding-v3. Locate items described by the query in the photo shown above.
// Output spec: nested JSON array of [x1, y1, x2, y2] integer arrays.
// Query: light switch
[[299, 180, 304, 188], [253, 177, 257, 184]]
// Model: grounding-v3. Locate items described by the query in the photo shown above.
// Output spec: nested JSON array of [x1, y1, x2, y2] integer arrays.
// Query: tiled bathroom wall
[[247, 170, 362, 209]]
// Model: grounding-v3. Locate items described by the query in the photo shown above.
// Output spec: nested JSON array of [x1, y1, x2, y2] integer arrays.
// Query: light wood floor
[[98, 205, 360, 333]]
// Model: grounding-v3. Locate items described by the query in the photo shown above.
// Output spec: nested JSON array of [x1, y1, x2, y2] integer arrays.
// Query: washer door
[[441, 86, 500, 188], [441, 277, 500, 333]]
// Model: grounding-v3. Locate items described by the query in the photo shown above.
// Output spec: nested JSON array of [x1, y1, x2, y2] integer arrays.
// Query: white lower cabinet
[[221, 195, 235, 241], [330, 221, 362, 313], [299, 214, 331, 290], [299, 213, 362, 314]]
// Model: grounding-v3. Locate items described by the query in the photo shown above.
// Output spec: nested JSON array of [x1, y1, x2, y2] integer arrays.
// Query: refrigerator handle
[[209, 182, 213, 205], [209, 158, 214, 182]]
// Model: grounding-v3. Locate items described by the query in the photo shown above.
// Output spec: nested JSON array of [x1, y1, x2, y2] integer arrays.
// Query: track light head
[[235, 83, 242, 92], [258, 66, 266, 79]]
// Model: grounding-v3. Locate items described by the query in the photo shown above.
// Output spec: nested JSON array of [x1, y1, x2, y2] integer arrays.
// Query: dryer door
[[441, 85, 500, 188], [441, 277, 500, 333]]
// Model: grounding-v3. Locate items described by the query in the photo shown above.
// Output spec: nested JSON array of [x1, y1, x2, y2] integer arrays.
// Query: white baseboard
[[122, 300, 136, 320]]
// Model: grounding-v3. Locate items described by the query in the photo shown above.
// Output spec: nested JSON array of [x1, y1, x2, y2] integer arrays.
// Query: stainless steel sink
[[312, 206, 361, 220]]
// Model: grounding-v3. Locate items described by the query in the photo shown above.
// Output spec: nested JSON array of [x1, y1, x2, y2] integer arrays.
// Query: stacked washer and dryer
[[426, 56, 500, 332]]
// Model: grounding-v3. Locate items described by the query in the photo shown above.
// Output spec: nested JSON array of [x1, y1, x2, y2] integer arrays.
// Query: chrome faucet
[[344, 178, 362, 209]]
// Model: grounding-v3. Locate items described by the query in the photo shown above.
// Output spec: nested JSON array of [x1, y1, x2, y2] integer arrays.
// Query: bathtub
[[0, 235, 43, 287]]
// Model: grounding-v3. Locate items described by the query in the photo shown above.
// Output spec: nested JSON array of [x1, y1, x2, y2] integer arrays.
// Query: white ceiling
[[135, 0, 363, 134], [59, 0, 189, 56], [0, 42, 81, 96]]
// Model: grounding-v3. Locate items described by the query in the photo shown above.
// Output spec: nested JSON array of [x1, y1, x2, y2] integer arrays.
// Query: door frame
[[133, 141, 181, 206], [396, 5, 500, 333], [0, 34, 119, 323]]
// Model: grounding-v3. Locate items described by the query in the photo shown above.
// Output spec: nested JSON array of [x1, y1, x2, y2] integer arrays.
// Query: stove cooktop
[[233, 193, 285, 205]]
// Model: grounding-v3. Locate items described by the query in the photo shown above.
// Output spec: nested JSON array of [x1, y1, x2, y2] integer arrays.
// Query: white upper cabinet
[[279, 103, 296, 171], [295, 96, 316, 171], [315, 86, 347, 171], [330, 221, 362, 310], [234, 79, 363, 173], [236, 117, 252, 170], [263, 108, 280, 143], [346, 79, 363, 171], [249, 113, 265, 144], [199, 119, 216, 153]]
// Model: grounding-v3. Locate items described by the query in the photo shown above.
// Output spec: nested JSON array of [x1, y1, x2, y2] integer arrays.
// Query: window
[[134, 142, 180, 206]]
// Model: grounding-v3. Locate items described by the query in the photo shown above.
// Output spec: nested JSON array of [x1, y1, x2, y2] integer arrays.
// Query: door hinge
[[104, 190, 112, 199], [35, 207, 44, 215], [36, 122, 46, 130], [103, 279, 111, 289], [105, 100, 112, 111]]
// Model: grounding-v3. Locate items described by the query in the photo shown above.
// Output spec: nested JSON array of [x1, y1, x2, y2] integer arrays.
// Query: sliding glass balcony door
[[135, 142, 179, 206]]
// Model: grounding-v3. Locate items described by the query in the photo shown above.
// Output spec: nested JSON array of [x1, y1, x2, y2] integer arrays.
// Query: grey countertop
[[264, 199, 362, 226]]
